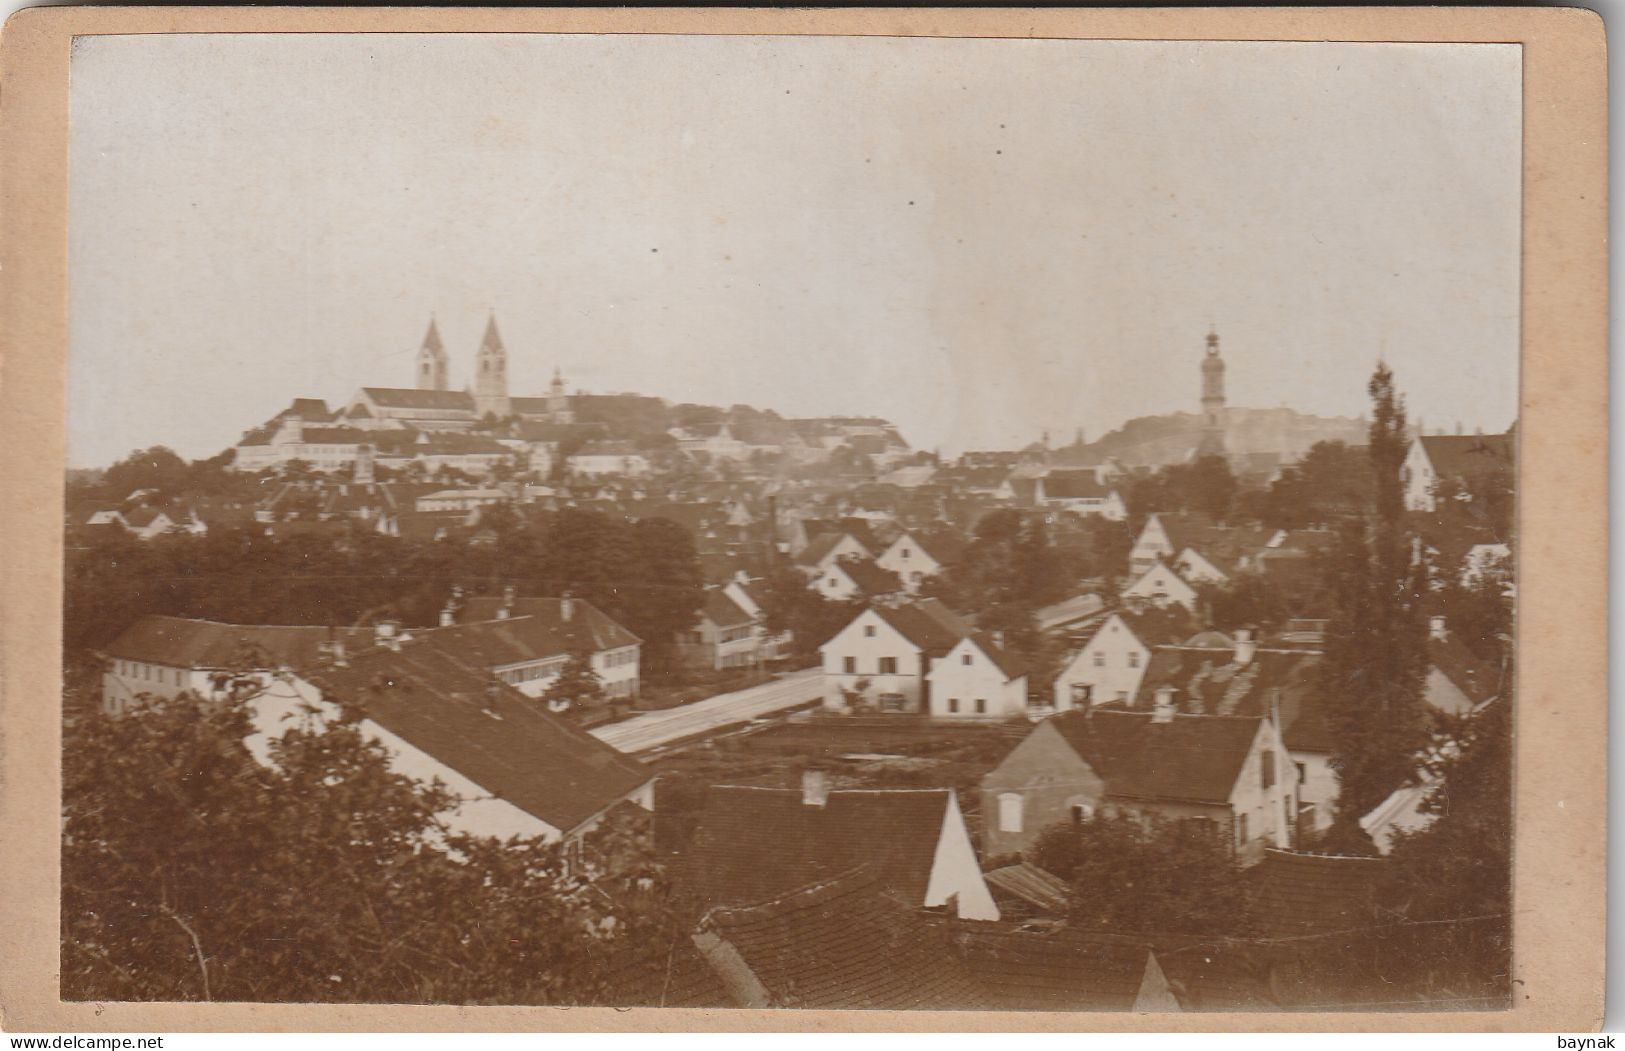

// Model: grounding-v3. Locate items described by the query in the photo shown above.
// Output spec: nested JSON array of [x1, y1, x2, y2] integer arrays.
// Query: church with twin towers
[[412, 312, 574, 424]]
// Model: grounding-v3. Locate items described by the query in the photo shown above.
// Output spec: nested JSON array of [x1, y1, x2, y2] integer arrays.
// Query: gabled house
[[1131, 634, 1336, 836], [99, 615, 653, 847], [980, 705, 1295, 863], [686, 776, 1000, 920], [819, 599, 972, 712], [679, 588, 762, 670], [811, 556, 903, 602], [1423, 615, 1503, 714], [1120, 559, 1200, 614], [925, 632, 1028, 720], [793, 530, 874, 579], [1401, 432, 1514, 513], [1034, 470, 1128, 521], [874, 528, 968, 594], [1129, 512, 1215, 575], [449, 591, 643, 702], [1050, 608, 1192, 710]]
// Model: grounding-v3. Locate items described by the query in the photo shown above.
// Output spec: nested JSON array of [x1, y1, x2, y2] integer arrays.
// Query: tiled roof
[[456, 596, 641, 650], [575, 440, 641, 457], [1427, 631, 1501, 705], [359, 387, 476, 411], [954, 926, 1159, 1011], [911, 528, 969, 566], [1034, 593, 1106, 633], [279, 398, 335, 421], [686, 786, 953, 910], [1047, 709, 1261, 806], [1253, 848, 1388, 938], [872, 599, 973, 657], [838, 559, 902, 598], [101, 615, 376, 670], [1418, 433, 1514, 479], [983, 863, 1071, 915], [967, 632, 1027, 681], [306, 639, 650, 834], [702, 589, 756, 630], [793, 531, 852, 567], [695, 868, 990, 1010], [1042, 469, 1114, 500], [1132, 645, 1333, 753]]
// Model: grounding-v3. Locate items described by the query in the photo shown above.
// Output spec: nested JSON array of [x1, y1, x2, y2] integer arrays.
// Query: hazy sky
[[68, 34, 1520, 468]]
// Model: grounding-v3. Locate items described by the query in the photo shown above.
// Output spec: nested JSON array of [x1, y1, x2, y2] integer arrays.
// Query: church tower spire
[[417, 316, 448, 391], [473, 311, 510, 419], [547, 365, 574, 424], [1197, 327, 1227, 457]]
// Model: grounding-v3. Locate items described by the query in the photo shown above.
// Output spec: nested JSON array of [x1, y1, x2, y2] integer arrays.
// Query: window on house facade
[[864, 625, 876, 638], [1261, 750, 1276, 790], [843, 656, 857, 674], [975, 698, 986, 714], [1236, 812, 1249, 846], [879, 657, 897, 675], [948, 698, 959, 713], [901, 548, 910, 559], [962, 653, 973, 665], [1128, 652, 1140, 668], [1295, 761, 1307, 785], [998, 793, 1024, 833], [1071, 803, 1094, 825], [1092, 652, 1105, 668]]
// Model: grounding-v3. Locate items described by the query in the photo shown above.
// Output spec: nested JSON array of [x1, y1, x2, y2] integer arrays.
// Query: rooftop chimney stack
[[375, 620, 401, 651], [1233, 628, 1256, 667], [801, 767, 830, 808], [1429, 615, 1448, 641], [561, 593, 575, 623], [1152, 685, 1177, 723]]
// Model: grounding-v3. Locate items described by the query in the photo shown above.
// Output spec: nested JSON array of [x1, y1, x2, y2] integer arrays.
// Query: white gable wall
[[923, 791, 1001, 921], [1051, 613, 1150, 709], [819, 608, 929, 711]]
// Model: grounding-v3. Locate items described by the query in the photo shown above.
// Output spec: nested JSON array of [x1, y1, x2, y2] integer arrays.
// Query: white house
[[819, 600, 971, 713], [1051, 612, 1156, 710], [793, 531, 874, 578], [569, 442, 652, 477], [97, 615, 653, 847], [1120, 560, 1200, 614], [926, 633, 1029, 720], [1034, 470, 1128, 520], [811, 557, 902, 602], [875, 529, 967, 594], [1401, 433, 1515, 513], [453, 592, 643, 703], [1129, 512, 1210, 575]]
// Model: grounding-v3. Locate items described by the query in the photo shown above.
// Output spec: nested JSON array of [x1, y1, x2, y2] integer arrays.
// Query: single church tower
[[473, 312, 511, 419], [1197, 328, 1227, 457], [417, 317, 448, 391]]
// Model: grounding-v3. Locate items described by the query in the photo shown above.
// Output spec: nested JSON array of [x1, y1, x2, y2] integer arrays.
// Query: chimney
[[1429, 615, 1448, 641], [801, 767, 830, 808], [990, 629, 1005, 651], [497, 584, 517, 620], [375, 620, 400, 651], [331, 638, 348, 668], [561, 592, 575, 623], [1152, 685, 1176, 723], [1233, 628, 1256, 667]]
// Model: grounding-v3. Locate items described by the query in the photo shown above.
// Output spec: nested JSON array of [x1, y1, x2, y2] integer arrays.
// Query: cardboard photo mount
[[0, 6, 1606, 1033]]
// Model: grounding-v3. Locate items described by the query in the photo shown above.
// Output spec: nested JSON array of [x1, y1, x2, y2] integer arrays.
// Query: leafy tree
[[1319, 364, 1429, 832], [539, 648, 607, 713], [622, 517, 705, 677], [1196, 574, 1294, 634], [757, 564, 862, 663], [101, 445, 191, 499], [1240, 441, 1375, 529], [1126, 455, 1238, 521], [62, 688, 678, 1004], [1379, 698, 1512, 1001], [1030, 813, 1256, 938]]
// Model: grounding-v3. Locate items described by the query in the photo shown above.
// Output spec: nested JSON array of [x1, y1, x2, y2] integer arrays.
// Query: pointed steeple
[[417, 314, 449, 391], [481, 311, 504, 353]]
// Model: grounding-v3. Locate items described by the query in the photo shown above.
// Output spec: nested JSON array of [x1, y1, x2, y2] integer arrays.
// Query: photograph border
[[0, 5, 1606, 1033]]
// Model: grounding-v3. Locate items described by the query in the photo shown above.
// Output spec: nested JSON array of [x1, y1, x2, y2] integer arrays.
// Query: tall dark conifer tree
[[1320, 363, 1430, 836]]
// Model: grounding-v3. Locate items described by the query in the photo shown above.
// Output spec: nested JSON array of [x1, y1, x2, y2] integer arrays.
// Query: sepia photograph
[[27, 19, 1549, 1021]]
